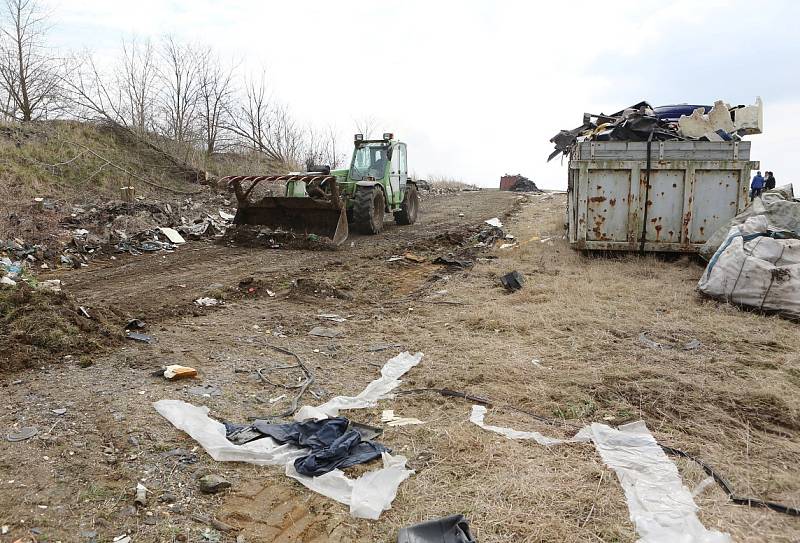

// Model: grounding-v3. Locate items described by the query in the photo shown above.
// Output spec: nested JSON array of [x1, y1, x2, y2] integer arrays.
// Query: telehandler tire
[[354, 186, 385, 234], [394, 184, 419, 225]]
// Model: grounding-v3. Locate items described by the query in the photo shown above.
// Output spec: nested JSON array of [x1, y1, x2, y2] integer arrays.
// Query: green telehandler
[[222, 133, 420, 245]]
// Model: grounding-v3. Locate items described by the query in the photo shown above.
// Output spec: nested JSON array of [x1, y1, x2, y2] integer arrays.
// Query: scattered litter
[[387, 255, 405, 262], [198, 474, 231, 494], [162, 447, 198, 464], [0, 276, 16, 287], [134, 482, 148, 506], [266, 289, 276, 297], [366, 342, 399, 352], [219, 209, 235, 221], [52, 408, 67, 416], [269, 394, 286, 403], [158, 227, 186, 245], [485, 218, 503, 228], [201, 528, 222, 542], [692, 476, 717, 498], [397, 514, 476, 543], [195, 297, 221, 307], [500, 271, 524, 291], [125, 319, 146, 331], [125, 332, 155, 344], [433, 256, 473, 268], [403, 252, 426, 263], [684, 339, 703, 351], [540, 237, 552, 243], [381, 410, 424, 426], [295, 352, 423, 420], [188, 384, 222, 397], [226, 417, 389, 477], [309, 326, 342, 338], [78, 306, 91, 319], [112, 536, 131, 543], [458, 213, 465, 217], [154, 352, 422, 519], [35, 279, 62, 292], [164, 365, 198, 380], [530, 359, 545, 369], [470, 405, 589, 446], [638, 333, 664, 350], [6, 426, 39, 442], [499, 242, 517, 249], [317, 314, 347, 323]]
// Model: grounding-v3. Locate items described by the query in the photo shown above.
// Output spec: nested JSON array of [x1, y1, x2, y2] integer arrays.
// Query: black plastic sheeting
[[225, 416, 388, 477], [397, 514, 476, 543]]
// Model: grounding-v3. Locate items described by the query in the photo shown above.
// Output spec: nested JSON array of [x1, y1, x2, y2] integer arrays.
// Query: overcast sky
[[49, 0, 799, 191]]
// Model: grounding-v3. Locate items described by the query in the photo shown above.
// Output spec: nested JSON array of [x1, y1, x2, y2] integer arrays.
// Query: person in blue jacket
[[750, 171, 765, 201]]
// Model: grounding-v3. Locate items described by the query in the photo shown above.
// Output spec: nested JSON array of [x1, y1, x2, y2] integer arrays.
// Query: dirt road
[[2, 190, 799, 543]]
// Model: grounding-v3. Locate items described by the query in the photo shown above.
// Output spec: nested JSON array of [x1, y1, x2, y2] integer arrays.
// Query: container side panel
[[642, 170, 685, 243], [586, 169, 631, 241], [690, 170, 741, 242]]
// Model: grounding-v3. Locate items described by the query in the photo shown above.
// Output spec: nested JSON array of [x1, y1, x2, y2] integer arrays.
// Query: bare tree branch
[[0, 0, 63, 121], [196, 46, 235, 155]]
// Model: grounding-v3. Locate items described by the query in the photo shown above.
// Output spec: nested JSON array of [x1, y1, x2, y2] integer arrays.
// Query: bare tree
[[118, 37, 158, 135], [196, 47, 235, 155], [354, 115, 377, 139], [228, 72, 304, 168], [0, 0, 62, 121], [302, 124, 346, 169], [157, 36, 199, 144], [63, 49, 124, 124]]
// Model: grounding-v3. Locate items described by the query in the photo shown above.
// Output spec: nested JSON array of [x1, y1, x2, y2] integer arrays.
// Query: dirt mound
[[221, 225, 339, 251], [0, 284, 123, 372]]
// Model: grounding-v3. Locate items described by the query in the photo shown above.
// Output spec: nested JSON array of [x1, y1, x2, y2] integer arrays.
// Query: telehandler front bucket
[[224, 175, 349, 246]]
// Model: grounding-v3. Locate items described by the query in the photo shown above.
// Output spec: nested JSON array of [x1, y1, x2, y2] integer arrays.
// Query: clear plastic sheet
[[154, 351, 423, 519], [470, 407, 731, 542]]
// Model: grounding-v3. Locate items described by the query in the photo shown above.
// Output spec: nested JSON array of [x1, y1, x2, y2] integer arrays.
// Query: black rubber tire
[[394, 184, 420, 225], [353, 186, 385, 234]]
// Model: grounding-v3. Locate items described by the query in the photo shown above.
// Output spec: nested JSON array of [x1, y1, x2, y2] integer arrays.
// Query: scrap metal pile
[[548, 97, 763, 161]]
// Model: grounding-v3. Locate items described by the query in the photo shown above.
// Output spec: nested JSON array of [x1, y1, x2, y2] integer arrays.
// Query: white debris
[[381, 409, 424, 426], [318, 314, 347, 323], [269, 394, 287, 404], [485, 217, 503, 228], [36, 279, 62, 293], [158, 227, 186, 245], [470, 405, 591, 446], [194, 297, 220, 307], [219, 209, 235, 221], [591, 422, 731, 543], [295, 352, 424, 420], [732, 96, 763, 135], [0, 276, 16, 287]]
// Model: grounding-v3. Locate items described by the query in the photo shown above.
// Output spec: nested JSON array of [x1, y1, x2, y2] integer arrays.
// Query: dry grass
[[350, 193, 800, 542], [427, 176, 478, 190]]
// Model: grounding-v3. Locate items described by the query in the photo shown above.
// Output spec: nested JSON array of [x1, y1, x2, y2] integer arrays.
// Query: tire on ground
[[353, 185, 385, 234], [394, 184, 420, 225]]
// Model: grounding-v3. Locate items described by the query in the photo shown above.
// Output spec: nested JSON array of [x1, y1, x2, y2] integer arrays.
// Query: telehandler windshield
[[350, 144, 388, 180]]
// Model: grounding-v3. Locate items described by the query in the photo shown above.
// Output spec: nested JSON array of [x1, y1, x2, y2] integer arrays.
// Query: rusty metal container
[[567, 141, 759, 252]]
